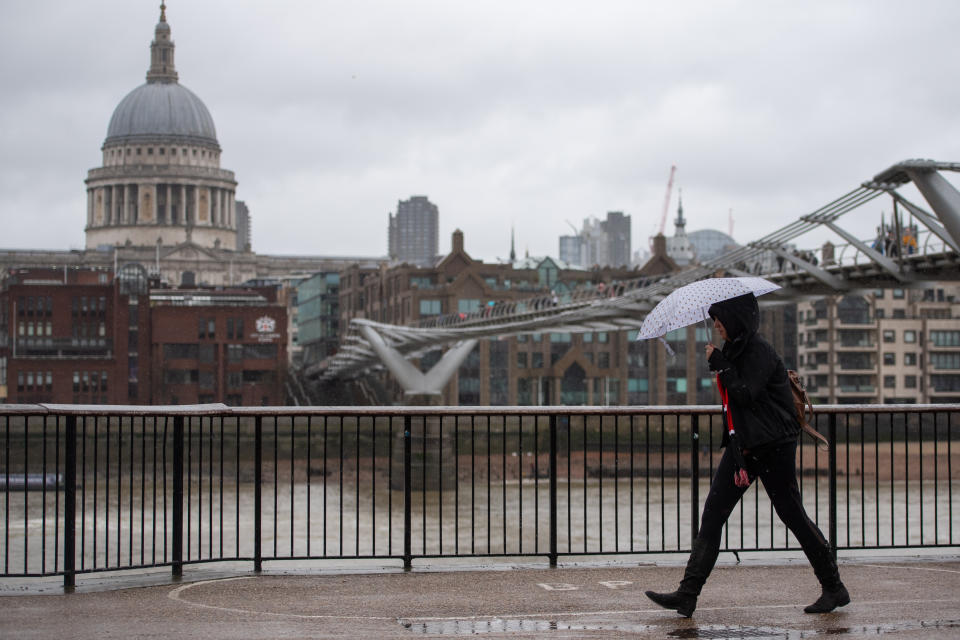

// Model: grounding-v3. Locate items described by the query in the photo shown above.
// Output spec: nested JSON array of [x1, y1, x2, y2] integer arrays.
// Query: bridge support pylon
[[357, 324, 477, 398], [904, 166, 960, 250]]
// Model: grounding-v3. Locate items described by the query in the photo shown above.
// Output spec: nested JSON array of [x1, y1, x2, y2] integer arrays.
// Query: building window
[[904, 353, 917, 366], [598, 352, 611, 368], [199, 344, 216, 363], [893, 289, 905, 299], [931, 353, 960, 370], [904, 330, 917, 343], [532, 352, 544, 368], [457, 299, 481, 314], [419, 299, 441, 316], [164, 343, 199, 359], [931, 330, 960, 347], [883, 353, 895, 366], [517, 352, 528, 368], [883, 375, 896, 389], [882, 330, 895, 343], [904, 375, 917, 389]]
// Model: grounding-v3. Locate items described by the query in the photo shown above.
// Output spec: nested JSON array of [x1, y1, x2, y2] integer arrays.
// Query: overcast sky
[[1, 0, 958, 262]]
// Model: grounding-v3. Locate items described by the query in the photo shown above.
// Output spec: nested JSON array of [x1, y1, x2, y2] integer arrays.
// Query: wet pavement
[[2, 554, 959, 639]]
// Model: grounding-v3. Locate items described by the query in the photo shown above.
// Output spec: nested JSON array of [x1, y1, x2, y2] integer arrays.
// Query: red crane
[[658, 165, 677, 236]]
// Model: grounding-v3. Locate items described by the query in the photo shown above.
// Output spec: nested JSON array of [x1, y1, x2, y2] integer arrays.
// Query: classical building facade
[[0, 5, 380, 303], [85, 5, 239, 253]]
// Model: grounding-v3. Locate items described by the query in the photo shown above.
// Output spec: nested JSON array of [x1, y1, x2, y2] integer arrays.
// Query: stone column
[[211, 188, 218, 226]]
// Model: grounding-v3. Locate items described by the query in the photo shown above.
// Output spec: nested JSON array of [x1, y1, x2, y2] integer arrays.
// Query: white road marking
[[167, 577, 395, 620], [859, 563, 960, 574], [165, 572, 960, 623]]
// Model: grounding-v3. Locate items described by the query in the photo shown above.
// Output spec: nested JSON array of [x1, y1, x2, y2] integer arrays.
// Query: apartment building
[[797, 284, 960, 404]]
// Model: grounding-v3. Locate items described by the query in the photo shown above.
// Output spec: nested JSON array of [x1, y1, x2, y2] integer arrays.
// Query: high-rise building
[[560, 212, 631, 268], [388, 196, 439, 266], [601, 211, 631, 267], [558, 235, 583, 266]]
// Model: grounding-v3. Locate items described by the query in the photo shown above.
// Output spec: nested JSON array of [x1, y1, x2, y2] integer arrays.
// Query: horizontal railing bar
[[3, 404, 956, 417]]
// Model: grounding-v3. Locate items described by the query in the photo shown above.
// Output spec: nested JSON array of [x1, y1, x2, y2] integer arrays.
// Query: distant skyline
[[2, 1, 959, 262]]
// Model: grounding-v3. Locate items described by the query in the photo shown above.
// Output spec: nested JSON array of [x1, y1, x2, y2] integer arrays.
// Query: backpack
[[787, 370, 828, 450]]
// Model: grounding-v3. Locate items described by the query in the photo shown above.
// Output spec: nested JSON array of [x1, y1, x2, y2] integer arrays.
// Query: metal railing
[[1, 404, 958, 589]]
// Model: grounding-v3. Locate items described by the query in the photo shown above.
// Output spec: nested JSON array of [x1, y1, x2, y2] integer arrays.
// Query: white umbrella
[[637, 276, 781, 342]]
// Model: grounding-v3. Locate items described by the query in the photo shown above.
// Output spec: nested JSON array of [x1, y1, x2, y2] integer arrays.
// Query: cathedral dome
[[102, 3, 219, 150], [105, 82, 218, 148]]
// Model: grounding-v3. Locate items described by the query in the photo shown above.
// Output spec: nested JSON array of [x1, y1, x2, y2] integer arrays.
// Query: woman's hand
[[734, 468, 751, 488], [705, 343, 716, 359]]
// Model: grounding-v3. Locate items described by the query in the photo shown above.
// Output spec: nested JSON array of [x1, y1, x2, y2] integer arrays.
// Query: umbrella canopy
[[637, 276, 780, 341]]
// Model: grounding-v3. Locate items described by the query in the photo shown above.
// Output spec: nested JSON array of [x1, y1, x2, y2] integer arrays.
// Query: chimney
[[452, 229, 464, 253], [652, 233, 667, 257]]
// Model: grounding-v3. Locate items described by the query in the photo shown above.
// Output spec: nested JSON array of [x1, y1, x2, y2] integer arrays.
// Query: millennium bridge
[[311, 159, 960, 396]]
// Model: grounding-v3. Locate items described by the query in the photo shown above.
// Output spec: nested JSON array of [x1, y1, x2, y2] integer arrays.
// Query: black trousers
[[699, 440, 830, 558]]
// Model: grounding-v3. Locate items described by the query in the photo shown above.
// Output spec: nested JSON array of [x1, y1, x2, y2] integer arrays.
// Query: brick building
[[0, 266, 286, 405]]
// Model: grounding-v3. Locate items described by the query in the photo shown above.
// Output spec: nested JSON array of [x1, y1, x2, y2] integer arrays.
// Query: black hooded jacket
[[707, 292, 799, 451]]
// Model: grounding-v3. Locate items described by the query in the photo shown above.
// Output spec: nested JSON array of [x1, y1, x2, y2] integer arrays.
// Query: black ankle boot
[[645, 590, 697, 617], [804, 583, 850, 613]]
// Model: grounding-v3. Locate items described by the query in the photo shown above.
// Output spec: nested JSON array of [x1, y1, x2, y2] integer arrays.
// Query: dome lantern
[[147, 2, 178, 84]]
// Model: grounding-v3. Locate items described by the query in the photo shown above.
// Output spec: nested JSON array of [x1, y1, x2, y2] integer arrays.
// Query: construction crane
[[657, 165, 677, 236]]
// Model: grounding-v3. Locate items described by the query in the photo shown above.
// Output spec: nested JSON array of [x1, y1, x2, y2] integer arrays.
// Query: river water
[[2, 473, 958, 576]]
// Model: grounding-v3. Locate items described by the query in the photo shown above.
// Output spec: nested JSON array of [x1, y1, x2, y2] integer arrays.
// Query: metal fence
[[1, 404, 957, 589]]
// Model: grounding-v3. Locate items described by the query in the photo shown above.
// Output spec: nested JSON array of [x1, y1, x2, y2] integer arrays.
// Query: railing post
[[403, 415, 412, 571], [172, 415, 184, 578], [828, 412, 838, 561], [690, 414, 700, 544], [254, 416, 262, 572], [63, 415, 76, 591], [549, 414, 558, 567]]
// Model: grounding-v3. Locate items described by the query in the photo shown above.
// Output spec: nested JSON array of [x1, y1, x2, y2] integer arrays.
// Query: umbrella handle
[[702, 317, 715, 346]]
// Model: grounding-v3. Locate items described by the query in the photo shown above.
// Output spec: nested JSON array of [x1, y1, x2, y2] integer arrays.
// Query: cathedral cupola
[[146, 3, 178, 84]]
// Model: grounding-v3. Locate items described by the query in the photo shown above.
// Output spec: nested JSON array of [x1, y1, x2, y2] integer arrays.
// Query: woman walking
[[645, 292, 849, 617]]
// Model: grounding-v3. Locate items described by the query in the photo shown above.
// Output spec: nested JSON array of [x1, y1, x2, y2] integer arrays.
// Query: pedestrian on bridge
[[645, 292, 850, 617]]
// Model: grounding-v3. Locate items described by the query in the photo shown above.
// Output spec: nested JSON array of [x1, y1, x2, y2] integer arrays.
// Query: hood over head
[[708, 292, 760, 344]]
